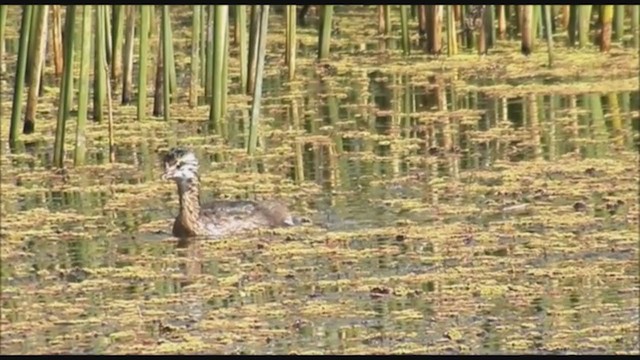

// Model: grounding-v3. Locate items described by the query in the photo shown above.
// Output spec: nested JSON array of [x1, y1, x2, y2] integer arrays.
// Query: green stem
[[446, 5, 457, 56], [577, 5, 592, 48], [165, 7, 177, 97], [248, 5, 269, 154], [137, 5, 151, 121], [209, 5, 228, 127], [121, 6, 135, 104], [190, 5, 201, 107], [237, 5, 247, 92], [221, 18, 229, 119], [75, 5, 93, 166], [632, 6, 639, 50], [205, 5, 214, 99], [400, 5, 410, 55], [246, 5, 259, 95], [53, 5, 76, 167], [286, 5, 297, 79], [318, 5, 333, 59], [486, 5, 495, 48], [9, 5, 33, 147], [613, 5, 624, 41], [199, 6, 206, 90], [25, 5, 39, 84], [94, 5, 107, 123], [162, 5, 171, 121], [24, 4, 48, 135], [104, 5, 112, 64], [544, 5, 554, 68], [0, 5, 6, 119], [111, 5, 125, 79]]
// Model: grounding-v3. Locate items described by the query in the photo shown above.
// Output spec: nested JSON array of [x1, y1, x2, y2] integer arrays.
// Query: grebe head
[[162, 148, 199, 183]]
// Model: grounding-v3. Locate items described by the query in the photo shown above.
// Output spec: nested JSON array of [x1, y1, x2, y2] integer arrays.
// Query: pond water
[[1, 6, 639, 355]]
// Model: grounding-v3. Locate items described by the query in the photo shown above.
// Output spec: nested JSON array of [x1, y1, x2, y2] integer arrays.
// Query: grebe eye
[[176, 163, 183, 169]]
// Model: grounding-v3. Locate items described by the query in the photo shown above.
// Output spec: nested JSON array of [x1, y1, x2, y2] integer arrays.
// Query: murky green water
[[1, 6, 639, 355]]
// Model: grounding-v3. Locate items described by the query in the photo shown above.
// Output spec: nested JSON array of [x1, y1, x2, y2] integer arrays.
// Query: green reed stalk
[[0, 6, 7, 74], [384, 5, 391, 35], [613, 5, 624, 41], [205, 6, 214, 98], [286, 5, 297, 79], [577, 5, 592, 48], [544, 5, 554, 68], [60, 6, 75, 122], [521, 5, 534, 55], [162, 5, 171, 121], [75, 5, 92, 166], [534, 5, 543, 39], [236, 5, 248, 92], [632, 6, 640, 50], [246, 5, 259, 94], [24, 4, 48, 135], [209, 5, 228, 127], [153, 29, 163, 117], [53, 5, 76, 167], [106, 63, 115, 163], [600, 5, 613, 52], [94, 5, 107, 123], [137, 5, 151, 121], [122, 6, 135, 104], [0, 5, 5, 117], [25, 6, 39, 84], [567, 5, 577, 46], [318, 5, 333, 59], [104, 6, 112, 63], [486, 5, 495, 48], [50, 5, 63, 76], [165, 8, 177, 97], [0, 8, 9, 59], [377, 6, 385, 36], [400, 5, 410, 55], [478, 8, 487, 54], [221, 20, 229, 118], [446, 5, 457, 56], [199, 7, 206, 89], [248, 5, 269, 155], [111, 5, 124, 80], [189, 5, 200, 107], [9, 5, 33, 146]]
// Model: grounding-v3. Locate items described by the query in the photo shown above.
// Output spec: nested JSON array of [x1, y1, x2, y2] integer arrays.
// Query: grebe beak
[[161, 171, 172, 181]]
